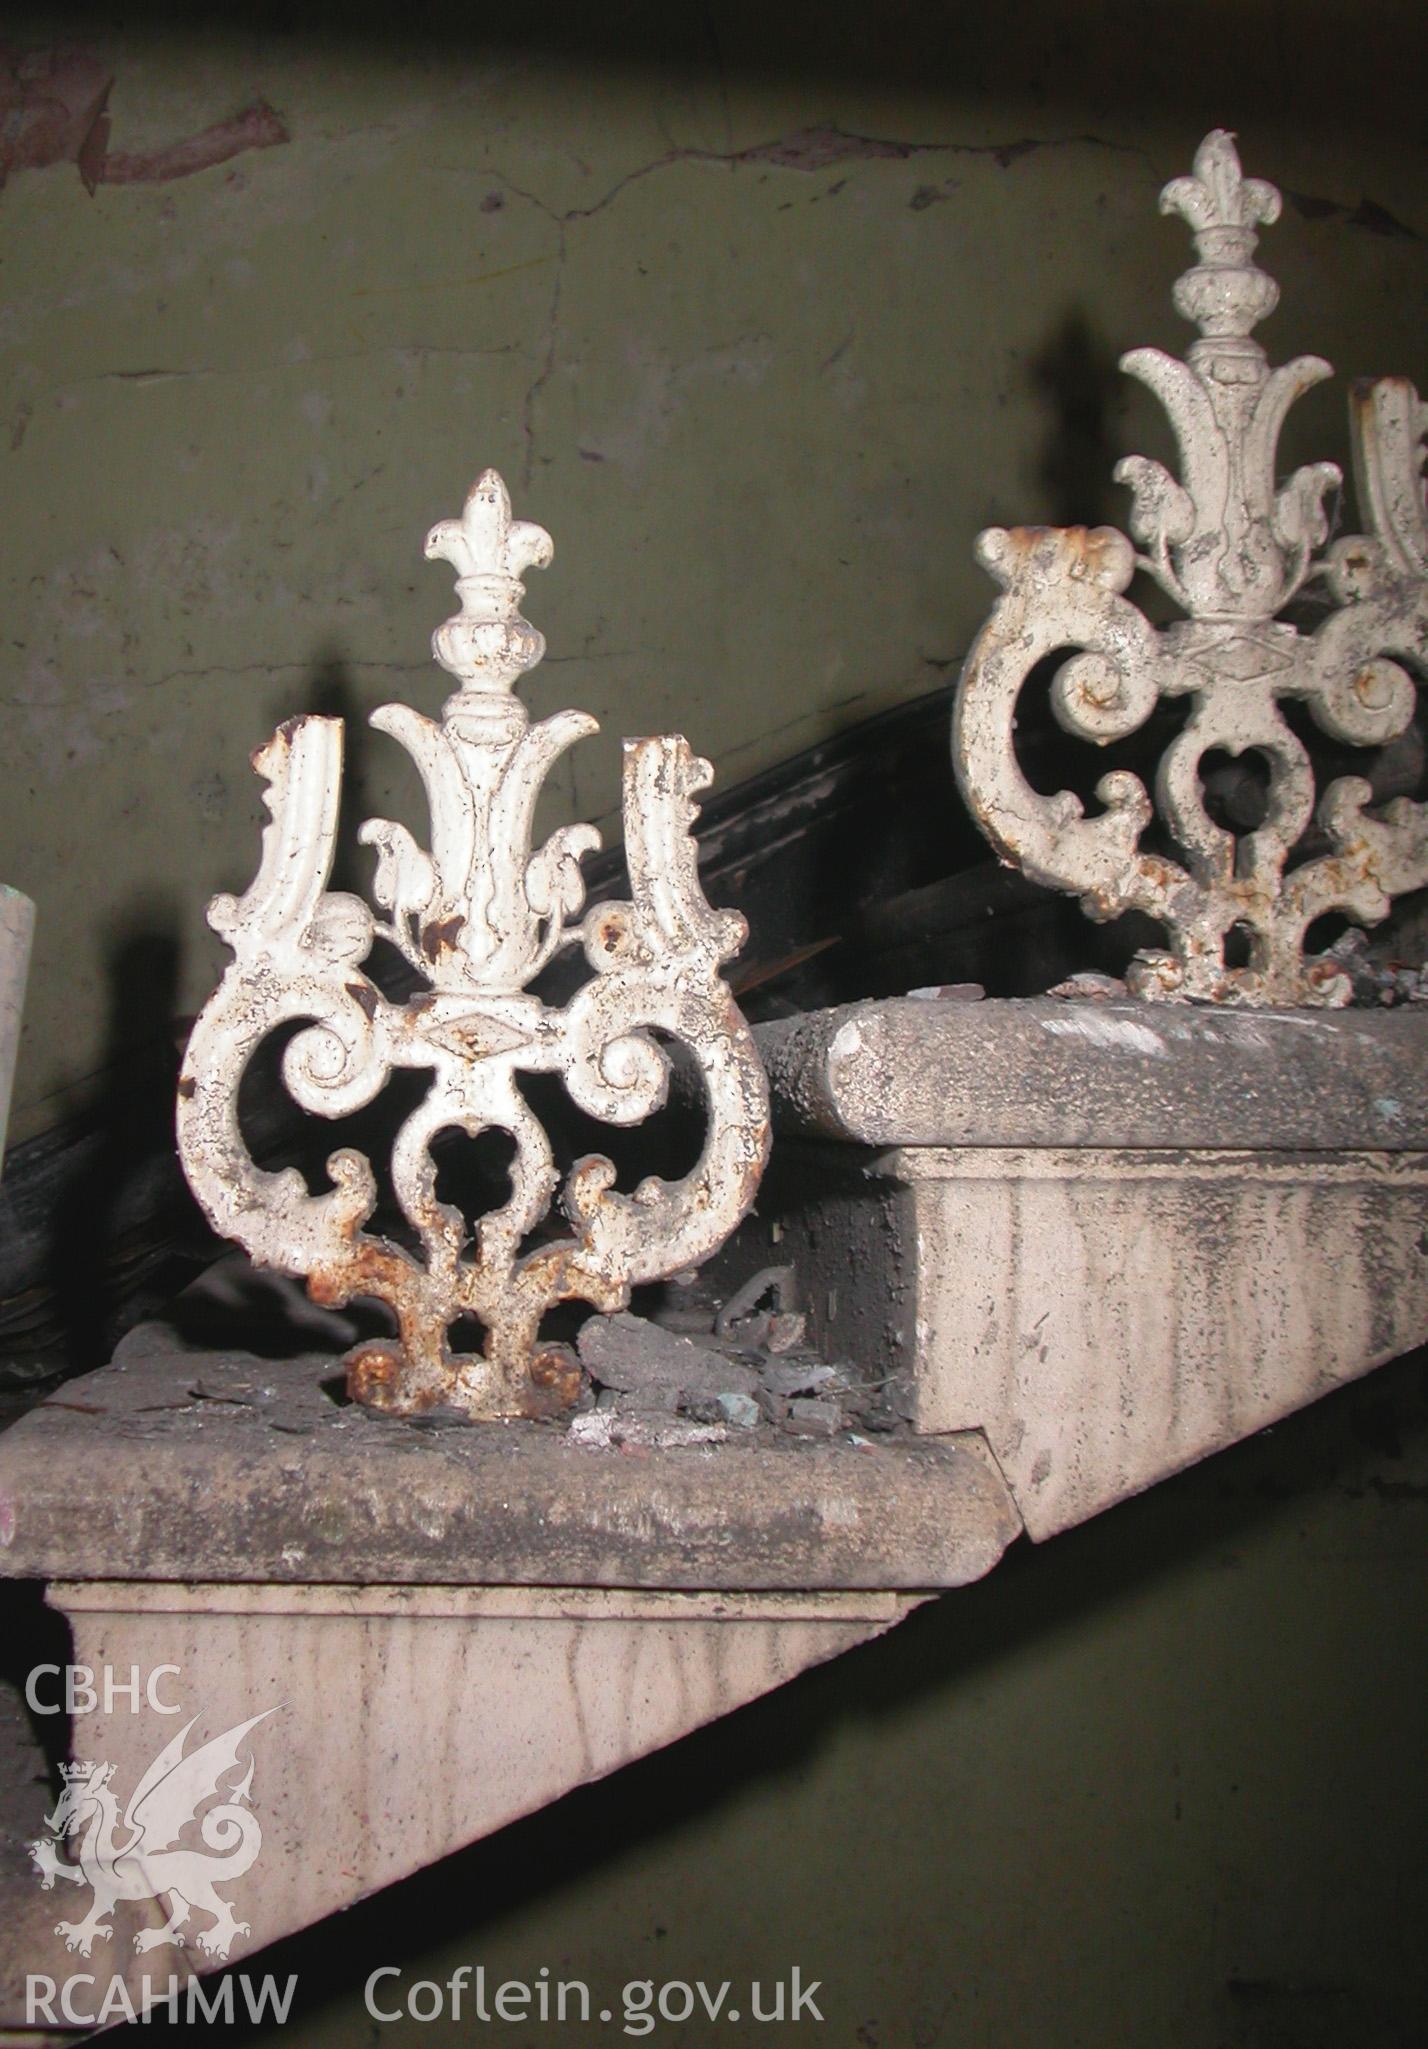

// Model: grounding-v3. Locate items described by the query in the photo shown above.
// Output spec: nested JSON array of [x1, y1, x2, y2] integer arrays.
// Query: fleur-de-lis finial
[[1163, 129, 1279, 234], [1160, 130, 1283, 345], [425, 469, 554, 734]]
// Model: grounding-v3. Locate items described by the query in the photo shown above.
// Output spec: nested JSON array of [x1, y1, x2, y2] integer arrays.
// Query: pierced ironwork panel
[[955, 130, 1428, 1005], [178, 471, 769, 1418]]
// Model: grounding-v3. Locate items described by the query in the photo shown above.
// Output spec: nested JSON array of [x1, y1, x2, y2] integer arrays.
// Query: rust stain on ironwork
[[530, 1345, 583, 1409], [420, 912, 466, 963]]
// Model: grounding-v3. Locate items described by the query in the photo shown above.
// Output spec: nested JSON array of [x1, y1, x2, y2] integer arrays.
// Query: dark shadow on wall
[[43, 904, 203, 1376], [12, 0, 1428, 149], [1032, 306, 1127, 533], [0, 1580, 73, 1794], [0, 650, 424, 1397]]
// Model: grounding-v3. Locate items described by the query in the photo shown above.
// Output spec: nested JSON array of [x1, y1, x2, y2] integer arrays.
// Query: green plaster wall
[[2, 7, 1425, 1144], [1, 11, 1424, 2043]]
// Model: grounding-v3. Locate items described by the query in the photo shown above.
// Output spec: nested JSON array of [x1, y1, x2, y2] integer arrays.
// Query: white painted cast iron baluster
[[955, 130, 1428, 1005], [178, 471, 769, 1418]]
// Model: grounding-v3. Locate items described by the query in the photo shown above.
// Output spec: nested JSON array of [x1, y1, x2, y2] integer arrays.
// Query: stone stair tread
[[0, 1325, 1020, 1591], [755, 995, 1428, 1149]]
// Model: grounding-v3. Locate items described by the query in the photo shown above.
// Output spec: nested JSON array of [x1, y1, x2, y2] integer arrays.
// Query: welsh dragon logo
[[29, 1708, 278, 1960]]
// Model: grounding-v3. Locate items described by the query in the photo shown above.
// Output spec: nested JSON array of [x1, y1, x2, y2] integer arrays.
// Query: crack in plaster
[[488, 128, 1147, 482], [42, 344, 518, 405], [0, 656, 430, 714]]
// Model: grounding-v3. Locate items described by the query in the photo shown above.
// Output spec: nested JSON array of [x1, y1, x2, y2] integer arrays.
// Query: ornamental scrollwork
[[178, 470, 769, 1419], [954, 130, 1428, 1005]]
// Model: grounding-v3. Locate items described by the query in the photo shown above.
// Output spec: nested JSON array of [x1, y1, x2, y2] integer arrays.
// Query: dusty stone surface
[[756, 996, 1428, 1149], [740, 990, 1428, 1540], [0, 1324, 1020, 1590], [25, 1581, 923, 2015], [738, 1135, 1428, 1541]]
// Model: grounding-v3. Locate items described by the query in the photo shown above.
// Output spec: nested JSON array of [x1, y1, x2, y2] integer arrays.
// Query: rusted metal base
[[340, 1334, 583, 1419]]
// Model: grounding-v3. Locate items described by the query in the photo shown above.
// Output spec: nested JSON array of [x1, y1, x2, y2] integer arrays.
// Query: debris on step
[[1047, 970, 1128, 1000], [1323, 928, 1428, 1007], [1043, 936, 1428, 1008], [856, 1398, 900, 1433], [715, 1390, 762, 1429], [786, 1397, 844, 1437], [578, 1311, 760, 1400], [713, 1263, 801, 1352], [763, 1311, 808, 1353], [567, 1408, 728, 1451], [574, 1260, 898, 1445], [761, 1359, 844, 1398]]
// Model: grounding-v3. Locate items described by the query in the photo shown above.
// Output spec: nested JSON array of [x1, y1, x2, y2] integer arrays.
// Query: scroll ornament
[[178, 471, 769, 1418], [954, 130, 1428, 1005]]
